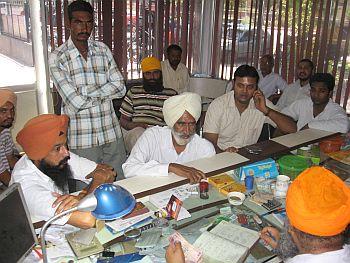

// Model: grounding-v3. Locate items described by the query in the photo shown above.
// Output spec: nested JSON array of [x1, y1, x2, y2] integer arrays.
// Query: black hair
[[68, 0, 93, 21], [167, 44, 182, 54], [234, 64, 259, 82], [299, 58, 314, 70], [310, 73, 335, 92]]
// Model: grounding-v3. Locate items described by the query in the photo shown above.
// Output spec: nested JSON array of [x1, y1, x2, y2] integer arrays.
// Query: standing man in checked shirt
[[49, 0, 127, 179]]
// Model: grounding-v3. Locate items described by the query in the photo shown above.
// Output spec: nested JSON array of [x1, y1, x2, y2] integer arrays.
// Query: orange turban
[[16, 114, 69, 160], [0, 89, 16, 107], [141, 57, 161, 72], [286, 166, 350, 236]]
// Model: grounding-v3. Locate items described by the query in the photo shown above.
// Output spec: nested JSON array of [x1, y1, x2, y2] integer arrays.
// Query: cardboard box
[[239, 158, 278, 181]]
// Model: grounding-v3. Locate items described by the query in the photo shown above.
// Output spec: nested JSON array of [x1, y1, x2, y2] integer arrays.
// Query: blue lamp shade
[[91, 184, 136, 220]]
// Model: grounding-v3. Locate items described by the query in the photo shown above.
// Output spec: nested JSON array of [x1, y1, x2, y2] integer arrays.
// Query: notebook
[[194, 221, 260, 263]]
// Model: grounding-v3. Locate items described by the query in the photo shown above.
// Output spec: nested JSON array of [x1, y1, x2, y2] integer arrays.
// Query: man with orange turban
[[260, 166, 350, 262], [119, 57, 177, 153], [0, 89, 18, 189], [10, 114, 116, 231]]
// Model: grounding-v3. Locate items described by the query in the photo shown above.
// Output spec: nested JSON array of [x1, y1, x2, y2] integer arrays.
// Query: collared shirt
[[122, 126, 215, 178], [49, 37, 126, 149], [282, 98, 350, 133], [203, 91, 277, 150], [276, 80, 310, 110], [286, 245, 350, 263], [161, 59, 190, 94], [10, 152, 96, 225], [0, 129, 16, 175], [258, 70, 288, 98], [119, 85, 177, 126]]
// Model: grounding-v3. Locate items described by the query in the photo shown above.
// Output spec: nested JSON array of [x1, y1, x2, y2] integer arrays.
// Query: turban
[[16, 114, 69, 160], [141, 57, 161, 72], [286, 166, 350, 236], [0, 89, 16, 107], [163, 92, 201, 128]]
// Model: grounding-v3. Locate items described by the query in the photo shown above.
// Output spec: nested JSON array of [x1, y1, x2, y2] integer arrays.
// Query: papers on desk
[[193, 221, 260, 263], [149, 185, 192, 221], [106, 211, 154, 232], [271, 129, 335, 148]]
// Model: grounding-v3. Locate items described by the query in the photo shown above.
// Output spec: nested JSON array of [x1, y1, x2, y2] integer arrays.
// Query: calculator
[[262, 199, 282, 211], [135, 229, 162, 249]]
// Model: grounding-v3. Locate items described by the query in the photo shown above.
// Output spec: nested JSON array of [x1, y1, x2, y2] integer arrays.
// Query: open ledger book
[[194, 221, 260, 263]]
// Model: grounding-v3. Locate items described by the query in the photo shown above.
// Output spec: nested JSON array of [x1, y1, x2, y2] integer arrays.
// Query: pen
[[260, 208, 285, 217]]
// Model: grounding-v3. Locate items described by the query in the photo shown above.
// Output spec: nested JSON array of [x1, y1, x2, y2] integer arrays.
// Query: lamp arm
[[40, 207, 78, 263]]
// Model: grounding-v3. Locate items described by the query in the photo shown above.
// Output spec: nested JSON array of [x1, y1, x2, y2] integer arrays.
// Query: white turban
[[163, 92, 202, 128]]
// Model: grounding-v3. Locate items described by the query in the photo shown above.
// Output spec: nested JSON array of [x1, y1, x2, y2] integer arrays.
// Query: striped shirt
[[0, 129, 16, 174], [49, 37, 126, 149], [119, 85, 177, 126]]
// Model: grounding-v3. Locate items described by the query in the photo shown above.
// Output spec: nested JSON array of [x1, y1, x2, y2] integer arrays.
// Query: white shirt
[[122, 126, 215, 178], [203, 91, 277, 150], [282, 97, 350, 133], [258, 70, 288, 98], [286, 245, 350, 263], [277, 80, 311, 110], [10, 152, 96, 225], [161, 59, 190, 94]]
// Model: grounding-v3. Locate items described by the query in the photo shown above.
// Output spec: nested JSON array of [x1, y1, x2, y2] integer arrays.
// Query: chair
[[189, 77, 228, 100], [189, 77, 228, 134]]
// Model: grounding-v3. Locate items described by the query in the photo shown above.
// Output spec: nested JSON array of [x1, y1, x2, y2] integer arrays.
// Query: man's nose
[[60, 145, 69, 156]]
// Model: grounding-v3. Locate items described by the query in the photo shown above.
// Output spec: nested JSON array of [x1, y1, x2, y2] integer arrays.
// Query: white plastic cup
[[275, 175, 290, 198]]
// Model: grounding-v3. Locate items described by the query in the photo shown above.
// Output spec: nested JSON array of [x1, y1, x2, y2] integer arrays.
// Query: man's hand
[[224, 146, 238, 153], [52, 192, 81, 215], [253, 89, 269, 115], [165, 242, 185, 263], [85, 164, 116, 183], [260, 226, 280, 249], [169, 163, 206, 184]]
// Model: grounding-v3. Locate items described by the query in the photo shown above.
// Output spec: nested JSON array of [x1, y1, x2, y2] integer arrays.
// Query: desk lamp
[[40, 184, 136, 263]]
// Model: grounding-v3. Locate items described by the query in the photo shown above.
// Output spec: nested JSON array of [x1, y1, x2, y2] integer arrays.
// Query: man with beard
[[49, 0, 126, 179], [165, 166, 350, 263], [161, 44, 190, 94], [260, 166, 350, 262], [276, 59, 314, 110], [0, 89, 18, 189], [10, 114, 116, 229], [282, 73, 349, 133], [122, 92, 215, 183], [203, 65, 296, 153], [120, 57, 177, 153]]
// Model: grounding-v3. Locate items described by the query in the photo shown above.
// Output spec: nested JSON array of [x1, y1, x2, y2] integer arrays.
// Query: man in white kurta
[[10, 114, 116, 229], [123, 93, 215, 183], [282, 73, 349, 134], [161, 44, 190, 94], [258, 54, 288, 100], [276, 59, 314, 110]]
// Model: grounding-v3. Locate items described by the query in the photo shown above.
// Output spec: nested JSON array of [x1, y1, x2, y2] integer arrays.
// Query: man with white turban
[[122, 92, 215, 183], [0, 89, 18, 189]]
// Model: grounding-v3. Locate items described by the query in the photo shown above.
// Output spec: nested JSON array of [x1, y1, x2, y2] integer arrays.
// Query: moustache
[[78, 32, 90, 36], [59, 156, 70, 166]]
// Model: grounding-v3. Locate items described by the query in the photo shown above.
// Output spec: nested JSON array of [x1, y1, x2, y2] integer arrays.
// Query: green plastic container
[[277, 155, 309, 180]]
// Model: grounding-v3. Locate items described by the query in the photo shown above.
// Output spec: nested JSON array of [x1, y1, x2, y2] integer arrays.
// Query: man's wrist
[[264, 107, 271, 116]]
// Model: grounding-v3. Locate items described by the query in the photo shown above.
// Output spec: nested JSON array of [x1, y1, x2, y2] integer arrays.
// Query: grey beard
[[273, 218, 299, 260]]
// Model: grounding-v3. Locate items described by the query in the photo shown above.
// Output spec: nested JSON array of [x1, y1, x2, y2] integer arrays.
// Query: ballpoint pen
[[260, 207, 285, 217]]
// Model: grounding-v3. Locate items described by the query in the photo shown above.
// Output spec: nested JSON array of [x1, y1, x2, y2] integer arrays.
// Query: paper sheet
[[106, 211, 154, 232], [185, 152, 248, 173], [210, 221, 259, 248], [194, 231, 248, 263], [271, 129, 335, 148]]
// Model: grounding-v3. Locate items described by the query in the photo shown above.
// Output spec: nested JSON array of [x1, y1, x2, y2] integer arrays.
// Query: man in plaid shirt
[[49, 0, 126, 179]]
